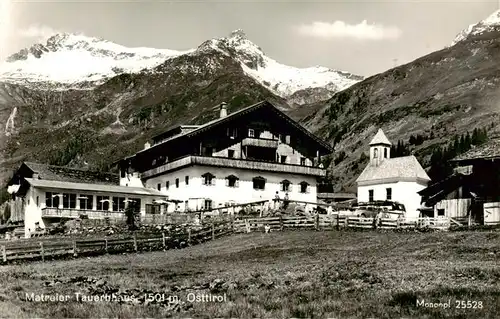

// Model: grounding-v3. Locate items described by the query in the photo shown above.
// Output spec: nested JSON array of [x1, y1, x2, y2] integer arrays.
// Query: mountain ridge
[[301, 20, 500, 191], [0, 29, 363, 99]]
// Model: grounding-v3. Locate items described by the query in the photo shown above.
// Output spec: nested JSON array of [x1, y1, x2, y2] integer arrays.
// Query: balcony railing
[[241, 137, 279, 148], [41, 207, 126, 219], [142, 155, 326, 178]]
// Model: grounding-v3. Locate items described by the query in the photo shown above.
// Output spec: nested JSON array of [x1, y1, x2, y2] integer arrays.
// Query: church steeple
[[369, 129, 391, 166]]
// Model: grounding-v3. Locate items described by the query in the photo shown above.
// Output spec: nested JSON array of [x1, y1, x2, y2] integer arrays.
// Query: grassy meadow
[[0, 230, 499, 318]]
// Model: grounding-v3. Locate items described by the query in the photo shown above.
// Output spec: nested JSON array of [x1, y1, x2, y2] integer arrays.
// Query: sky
[[1, 0, 499, 77]]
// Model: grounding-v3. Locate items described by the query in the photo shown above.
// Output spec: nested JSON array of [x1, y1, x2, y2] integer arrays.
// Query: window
[[437, 209, 445, 216], [79, 195, 93, 210], [300, 182, 309, 193], [45, 192, 60, 208], [300, 157, 306, 166], [129, 198, 141, 213], [285, 135, 291, 144], [204, 200, 213, 210], [36, 196, 39, 207], [386, 188, 392, 200], [63, 193, 77, 209], [228, 149, 235, 158], [166, 181, 169, 190], [185, 176, 189, 185], [97, 196, 110, 211], [145, 204, 161, 214], [226, 175, 239, 187], [368, 189, 374, 202], [175, 178, 179, 188], [248, 129, 254, 137], [157, 183, 161, 191], [253, 176, 266, 190], [112, 197, 126, 212], [202, 173, 215, 186], [281, 180, 291, 192], [227, 128, 237, 138], [374, 148, 378, 158], [384, 148, 388, 158], [280, 155, 287, 164]]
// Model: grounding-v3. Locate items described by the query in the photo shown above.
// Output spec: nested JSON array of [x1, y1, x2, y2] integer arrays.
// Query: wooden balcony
[[41, 207, 125, 219], [241, 137, 279, 148], [142, 155, 326, 178]]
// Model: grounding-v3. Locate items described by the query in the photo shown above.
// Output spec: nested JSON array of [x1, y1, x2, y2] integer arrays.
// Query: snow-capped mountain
[[450, 9, 500, 46], [0, 33, 194, 89], [198, 29, 363, 98], [0, 30, 362, 98]]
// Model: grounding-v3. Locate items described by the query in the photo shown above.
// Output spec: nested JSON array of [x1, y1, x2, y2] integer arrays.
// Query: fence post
[[188, 228, 192, 246], [133, 233, 138, 252], [162, 232, 166, 250], [279, 215, 283, 231], [40, 242, 45, 262], [396, 218, 401, 229], [105, 239, 108, 254], [73, 240, 77, 257], [2, 245, 6, 263], [211, 222, 215, 240], [336, 214, 340, 230], [315, 214, 319, 231], [345, 216, 349, 228]]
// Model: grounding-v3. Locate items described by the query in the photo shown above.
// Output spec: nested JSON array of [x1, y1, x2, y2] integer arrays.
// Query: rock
[[95, 279, 106, 287], [210, 278, 224, 291]]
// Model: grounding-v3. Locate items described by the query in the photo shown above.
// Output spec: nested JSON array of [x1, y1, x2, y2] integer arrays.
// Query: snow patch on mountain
[[450, 9, 500, 46]]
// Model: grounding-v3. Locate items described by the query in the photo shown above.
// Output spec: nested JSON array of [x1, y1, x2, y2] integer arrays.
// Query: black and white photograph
[[0, 0, 499, 317]]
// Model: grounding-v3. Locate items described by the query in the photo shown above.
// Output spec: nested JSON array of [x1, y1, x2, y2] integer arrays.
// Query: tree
[[409, 135, 416, 145], [2, 205, 11, 224], [334, 151, 346, 165]]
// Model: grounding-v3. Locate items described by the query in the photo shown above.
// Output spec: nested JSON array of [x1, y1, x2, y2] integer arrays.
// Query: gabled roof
[[135, 100, 333, 156], [451, 137, 500, 162], [356, 155, 431, 184], [417, 173, 472, 206], [25, 178, 164, 197], [369, 129, 392, 146], [22, 162, 119, 185]]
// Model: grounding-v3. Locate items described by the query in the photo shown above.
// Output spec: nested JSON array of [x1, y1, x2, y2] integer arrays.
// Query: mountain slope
[[0, 30, 362, 99], [302, 13, 500, 191]]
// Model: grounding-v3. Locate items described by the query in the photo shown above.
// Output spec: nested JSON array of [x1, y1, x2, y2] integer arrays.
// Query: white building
[[116, 100, 333, 212], [355, 129, 431, 220], [6, 162, 166, 237]]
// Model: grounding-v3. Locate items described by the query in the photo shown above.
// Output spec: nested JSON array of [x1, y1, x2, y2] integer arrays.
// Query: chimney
[[144, 142, 151, 150], [219, 102, 228, 118]]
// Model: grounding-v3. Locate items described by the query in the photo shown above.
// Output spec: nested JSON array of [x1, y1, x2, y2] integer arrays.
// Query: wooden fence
[[233, 215, 451, 233], [1, 221, 233, 264]]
